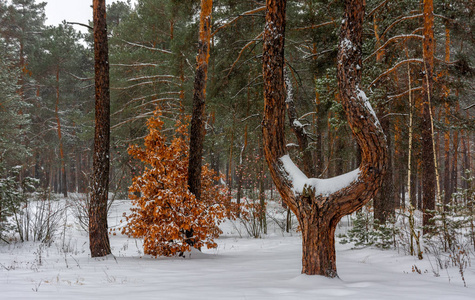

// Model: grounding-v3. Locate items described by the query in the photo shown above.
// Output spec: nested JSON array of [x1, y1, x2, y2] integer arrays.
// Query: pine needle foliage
[[122, 111, 228, 257]]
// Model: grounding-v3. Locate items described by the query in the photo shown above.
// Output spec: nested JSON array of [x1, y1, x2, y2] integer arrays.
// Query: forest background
[[0, 0, 474, 242]]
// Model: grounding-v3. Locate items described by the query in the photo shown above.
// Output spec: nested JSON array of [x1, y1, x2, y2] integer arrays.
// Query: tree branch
[[211, 6, 266, 37], [366, 0, 390, 19], [387, 86, 423, 100], [120, 39, 173, 55], [67, 22, 93, 30], [364, 34, 423, 63], [226, 31, 264, 77], [464, 103, 475, 110], [381, 14, 423, 39], [291, 20, 336, 31], [369, 59, 423, 88]]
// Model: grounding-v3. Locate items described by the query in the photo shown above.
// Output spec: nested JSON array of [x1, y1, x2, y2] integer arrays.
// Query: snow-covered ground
[[1, 199, 474, 299]]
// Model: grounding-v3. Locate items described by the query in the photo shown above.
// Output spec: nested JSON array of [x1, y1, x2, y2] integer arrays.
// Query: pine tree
[[123, 111, 229, 257]]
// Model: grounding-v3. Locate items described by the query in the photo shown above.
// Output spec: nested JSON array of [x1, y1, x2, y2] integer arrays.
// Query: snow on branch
[[66, 72, 93, 81], [369, 58, 423, 88], [366, 0, 391, 18], [111, 111, 155, 130], [226, 31, 264, 77], [364, 34, 423, 63], [127, 75, 179, 82], [112, 96, 178, 117], [279, 155, 360, 197], [120, 39, 173, 55], [381, 14, 423, 39], [111, 81, 154, 90], [387, 86, 423, 100], [292, 20, 336, 31], [111, 94, 158, 116], [211, 6, 266, 37], [464, 103, 475, 110], [112, 80, 180, 90], [111, 63, 161, 68]]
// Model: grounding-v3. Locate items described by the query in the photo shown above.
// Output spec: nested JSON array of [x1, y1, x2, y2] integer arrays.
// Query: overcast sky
[[44, 0, 136, 32]]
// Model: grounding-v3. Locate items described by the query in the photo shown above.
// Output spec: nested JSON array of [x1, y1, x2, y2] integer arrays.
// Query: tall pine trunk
[[89, 0, 111, 258], [186, 0, 213, 245], [188, 0, 213, 201], [421, 0, 436, 231]]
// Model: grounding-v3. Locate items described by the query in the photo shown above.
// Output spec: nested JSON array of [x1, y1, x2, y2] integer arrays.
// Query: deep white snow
[[0, 199, 474, 299]]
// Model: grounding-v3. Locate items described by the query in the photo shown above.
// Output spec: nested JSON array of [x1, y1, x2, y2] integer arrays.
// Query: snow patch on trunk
[[356, 87, 381, 128]]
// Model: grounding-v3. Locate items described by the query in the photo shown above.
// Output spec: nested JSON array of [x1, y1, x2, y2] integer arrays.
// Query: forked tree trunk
[[262, 0, 387, 277], [90, 0, 111, 258]]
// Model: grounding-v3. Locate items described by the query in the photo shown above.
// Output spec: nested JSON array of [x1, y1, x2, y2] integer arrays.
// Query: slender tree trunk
[[421, 0, 436, 231], [188, 0, 213, 201], [443, 105, 451, 205], [442, 26, 452, 205], [405, 46, 417, 210], [236, 142, 246, 215], [451, 130, 459, 196], [259, 146, 267, 234], [55, 66, 67, 197], [374, 111, 394, 223], [227, 113, 235, 191], [89, 0, 111, 258]]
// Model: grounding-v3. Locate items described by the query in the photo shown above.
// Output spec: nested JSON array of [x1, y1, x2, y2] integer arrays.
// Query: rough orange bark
[[186, 0, 213, 246], [188, 0, 213, 201]]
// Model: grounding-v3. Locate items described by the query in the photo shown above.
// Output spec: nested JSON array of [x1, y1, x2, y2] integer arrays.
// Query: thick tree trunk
[[188, 0, 213, 201], [300, 212, 338, 277], [89, 0, 111, 258], [262, 0, 387, 277]]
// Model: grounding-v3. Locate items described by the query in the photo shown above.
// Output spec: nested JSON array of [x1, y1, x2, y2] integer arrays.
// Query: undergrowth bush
[[121, 112, 231, 257]]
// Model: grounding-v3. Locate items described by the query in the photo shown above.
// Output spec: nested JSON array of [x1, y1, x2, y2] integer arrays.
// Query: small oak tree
[[122, 111, 228, 257]]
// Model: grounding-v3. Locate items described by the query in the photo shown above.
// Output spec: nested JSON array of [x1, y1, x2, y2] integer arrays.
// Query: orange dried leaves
[[122, 111, 229, 257]]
